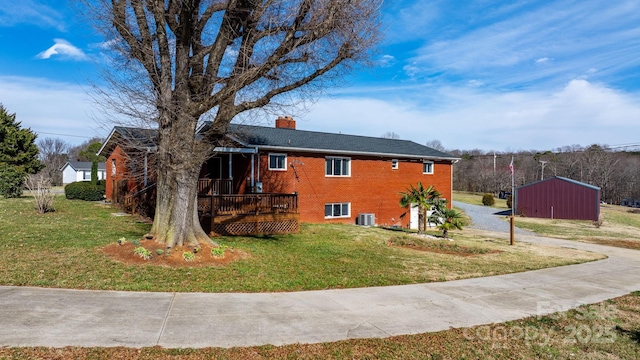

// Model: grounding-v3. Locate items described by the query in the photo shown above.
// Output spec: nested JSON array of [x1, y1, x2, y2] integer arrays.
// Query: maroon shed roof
[[516, 177, 600, 221]]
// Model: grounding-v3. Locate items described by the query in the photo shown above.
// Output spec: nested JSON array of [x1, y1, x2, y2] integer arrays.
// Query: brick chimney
[[275, 116, 296, 129]]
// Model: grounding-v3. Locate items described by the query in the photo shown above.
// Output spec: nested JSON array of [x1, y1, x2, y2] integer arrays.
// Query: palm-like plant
[[436, 208, 464, 238], [399, 183, 441, 233]]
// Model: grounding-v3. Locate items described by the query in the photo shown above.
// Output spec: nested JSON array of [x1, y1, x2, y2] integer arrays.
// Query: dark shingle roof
[[102, 123, 457, 160], [98, 126, 158, 157], [228, 124, 456, 159], [63, 161, 106, 171]]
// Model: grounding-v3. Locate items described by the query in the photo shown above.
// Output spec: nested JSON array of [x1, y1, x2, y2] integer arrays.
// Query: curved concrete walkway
[[1, 221, 639, 348]]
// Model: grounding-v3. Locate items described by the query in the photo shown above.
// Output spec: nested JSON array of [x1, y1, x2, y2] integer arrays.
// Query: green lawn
[[0, 196, 602, 292], [452, 191, 509, 209]]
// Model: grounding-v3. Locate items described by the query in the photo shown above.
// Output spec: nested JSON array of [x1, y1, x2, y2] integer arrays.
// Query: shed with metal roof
[[516, 176, 601, 221]]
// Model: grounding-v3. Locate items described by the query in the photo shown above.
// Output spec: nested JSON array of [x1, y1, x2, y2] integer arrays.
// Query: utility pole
[[493, 152, 496, 193]]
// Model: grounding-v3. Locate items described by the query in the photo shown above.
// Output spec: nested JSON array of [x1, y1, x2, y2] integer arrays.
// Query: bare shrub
[[592, 215, 604, 228], [26, 173, 55, 214]]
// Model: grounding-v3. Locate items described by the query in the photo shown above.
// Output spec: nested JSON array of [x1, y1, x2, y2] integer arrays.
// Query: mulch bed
[[102, 238, 248, 268]]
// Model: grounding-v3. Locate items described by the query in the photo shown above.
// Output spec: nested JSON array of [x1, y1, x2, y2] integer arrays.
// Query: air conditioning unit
[[358, 213, 375, 226]]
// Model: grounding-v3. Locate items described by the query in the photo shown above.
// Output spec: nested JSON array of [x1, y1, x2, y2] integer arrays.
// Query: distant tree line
[[448, 144, 640, 205]]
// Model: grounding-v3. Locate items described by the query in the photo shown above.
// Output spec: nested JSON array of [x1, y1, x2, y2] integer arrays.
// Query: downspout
[[451, 159, 459, 208], [255, 146, 260, 183], [250, 152, 255, 190], [144, 150, 148, 187]]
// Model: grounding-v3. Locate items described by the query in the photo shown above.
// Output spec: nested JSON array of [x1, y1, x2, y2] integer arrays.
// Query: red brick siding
[[258, 152, 453, 226], [105, 145, 139, 201]]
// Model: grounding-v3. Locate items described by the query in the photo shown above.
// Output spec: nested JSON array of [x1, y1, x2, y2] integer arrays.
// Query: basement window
[[325, 202, 350, 218]]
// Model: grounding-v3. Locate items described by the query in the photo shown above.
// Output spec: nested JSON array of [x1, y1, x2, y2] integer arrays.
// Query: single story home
[[60, 161, 106, 185], [99, 117, 459, 234]]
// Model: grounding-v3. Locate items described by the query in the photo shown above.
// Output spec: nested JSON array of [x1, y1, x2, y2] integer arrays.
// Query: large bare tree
[[37, 137, 70, 186], [87, 0, 382, 248]]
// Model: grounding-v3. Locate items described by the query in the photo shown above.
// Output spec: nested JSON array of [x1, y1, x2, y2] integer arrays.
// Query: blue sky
[[1, 0, 639, 151]]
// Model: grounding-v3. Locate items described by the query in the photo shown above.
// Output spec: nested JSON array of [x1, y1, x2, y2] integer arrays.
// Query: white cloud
[[402, 63, 420, 78], [0, 1, 66, 31], [37, 39, 88, 61], [0, 76, 104, 145], [300, 79, 640, 152], [378, 54, 396, 67], [406, 0, 640, 88]]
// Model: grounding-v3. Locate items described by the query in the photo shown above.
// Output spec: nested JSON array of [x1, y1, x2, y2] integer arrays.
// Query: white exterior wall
[[62, 166, 79, 184], [62, 166, 107, 184]]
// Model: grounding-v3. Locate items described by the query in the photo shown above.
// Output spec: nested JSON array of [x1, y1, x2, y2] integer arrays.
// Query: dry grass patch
[[513, 204, 640, 249], [386, 229, 604, 282]]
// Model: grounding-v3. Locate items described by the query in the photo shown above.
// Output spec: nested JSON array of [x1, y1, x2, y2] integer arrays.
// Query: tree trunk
[[150, 164, 211, 248], [148, 110, 213, 249]]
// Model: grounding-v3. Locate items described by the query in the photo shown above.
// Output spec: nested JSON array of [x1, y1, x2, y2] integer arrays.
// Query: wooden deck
[[115, 178, 299, 236], [198, 192, 299, 236]]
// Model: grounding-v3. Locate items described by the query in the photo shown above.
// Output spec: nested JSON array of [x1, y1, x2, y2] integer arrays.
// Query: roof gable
[[98, 126, 158, 157]]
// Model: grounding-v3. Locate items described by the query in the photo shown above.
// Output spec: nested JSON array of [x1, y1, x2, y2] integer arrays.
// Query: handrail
[[198, 193, 298, 216]]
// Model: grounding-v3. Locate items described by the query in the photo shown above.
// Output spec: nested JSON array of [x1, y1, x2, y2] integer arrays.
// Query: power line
[[36, 131, 96, 139]]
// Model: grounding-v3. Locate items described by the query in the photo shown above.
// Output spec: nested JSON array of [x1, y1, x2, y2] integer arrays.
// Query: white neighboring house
[[61, 161, 107, 185]]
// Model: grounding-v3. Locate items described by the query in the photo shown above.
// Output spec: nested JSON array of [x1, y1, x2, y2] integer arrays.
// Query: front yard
[[0, 196, 603, 292]]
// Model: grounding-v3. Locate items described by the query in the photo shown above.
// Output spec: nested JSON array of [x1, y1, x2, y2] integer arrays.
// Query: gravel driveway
[[452, 201, 533, 235]]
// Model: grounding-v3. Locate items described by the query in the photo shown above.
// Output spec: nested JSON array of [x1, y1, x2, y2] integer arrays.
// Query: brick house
[[99, 117, 458, 234]]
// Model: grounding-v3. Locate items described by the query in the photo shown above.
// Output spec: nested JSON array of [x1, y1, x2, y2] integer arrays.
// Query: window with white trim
[[391, 159, 399, 169], [268, 153, 287, 170], [83, 170, 91, 180], [423, 161, 434, 174], [111, 159, 116, 176], [325, 157, 350, 176], [325, 202, 350, 218]]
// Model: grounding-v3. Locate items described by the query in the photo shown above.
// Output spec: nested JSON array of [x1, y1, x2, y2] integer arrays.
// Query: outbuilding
[[61, 161, 107, 185], [516, 176, 600, 221]]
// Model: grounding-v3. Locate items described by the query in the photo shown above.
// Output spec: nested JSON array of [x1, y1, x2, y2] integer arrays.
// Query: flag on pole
[[509, 157, 514, 175]]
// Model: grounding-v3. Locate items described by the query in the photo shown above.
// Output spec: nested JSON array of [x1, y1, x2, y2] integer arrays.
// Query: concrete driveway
[[1, 209, 639, 348]]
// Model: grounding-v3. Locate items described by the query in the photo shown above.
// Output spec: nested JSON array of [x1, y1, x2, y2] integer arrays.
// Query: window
[[111, 159, 116, 176], [325, 157, 350, 176], [423, 161, 434, 174], [83, 170, 91, 180], [391, 159, 399, 170], [325, 202, 350, 218], [268, 153, 287, 170]]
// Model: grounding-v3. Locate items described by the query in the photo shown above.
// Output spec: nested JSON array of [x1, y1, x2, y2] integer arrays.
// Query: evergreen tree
[[0, 104, 43, 197], [79, 142, 105, 185]]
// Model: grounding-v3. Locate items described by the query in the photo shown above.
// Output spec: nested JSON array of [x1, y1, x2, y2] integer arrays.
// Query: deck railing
[[198, 179, 233, 195], [198, 193, 298, 217]]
